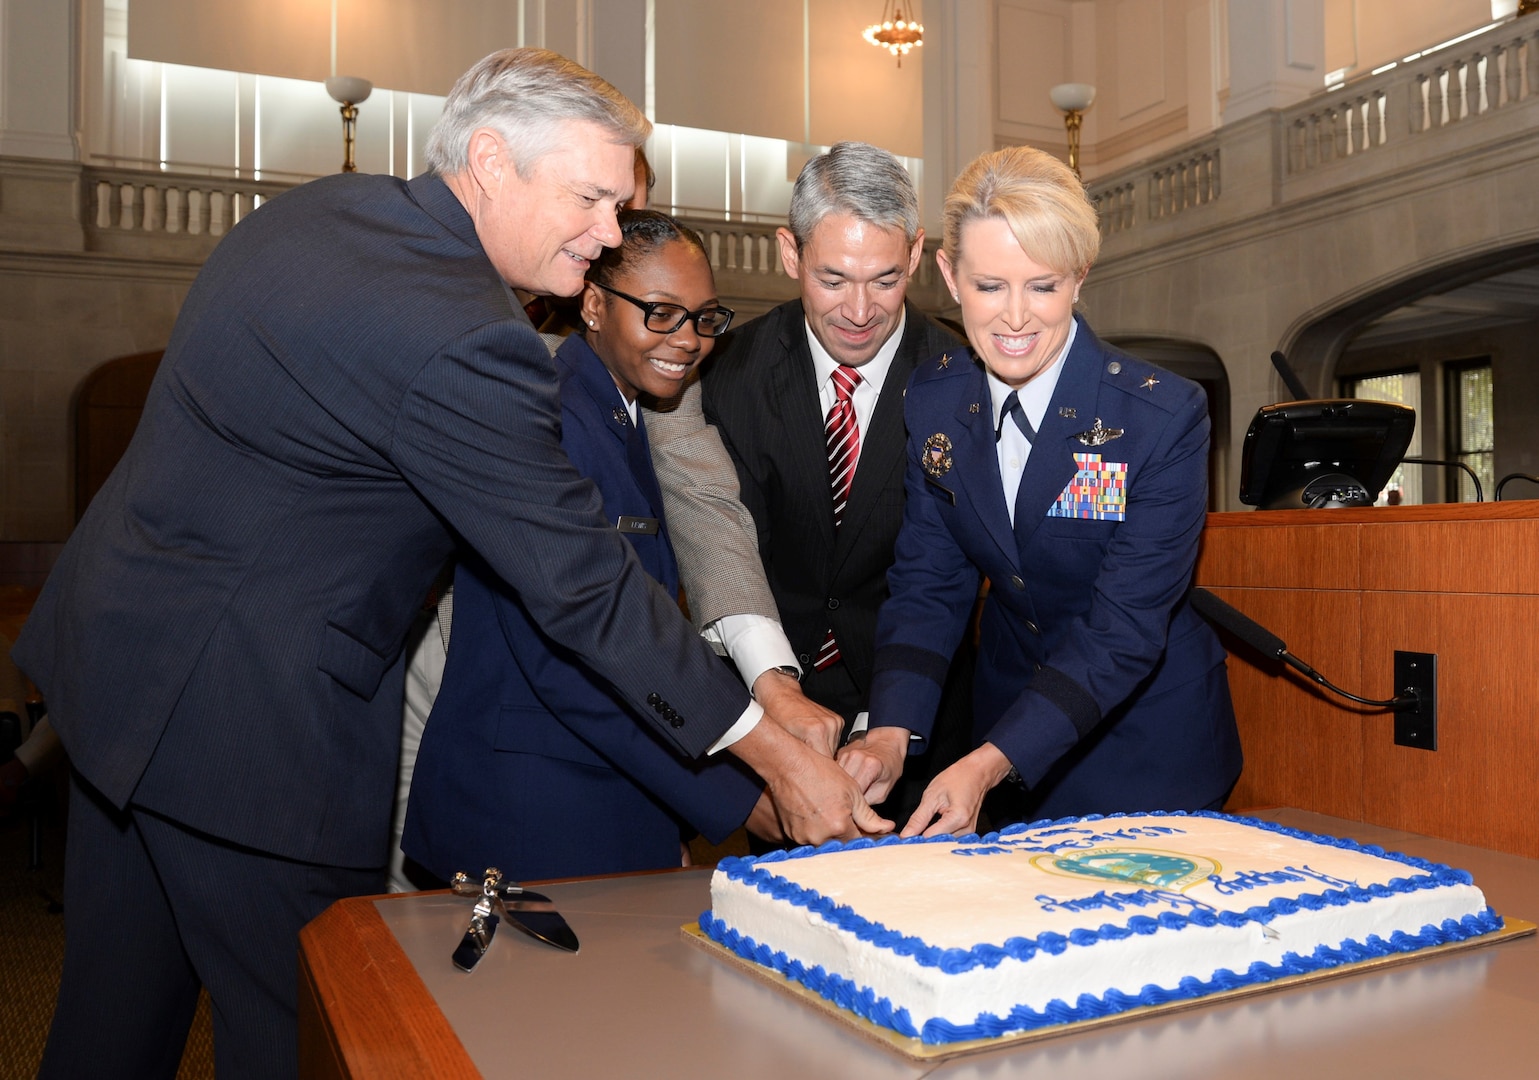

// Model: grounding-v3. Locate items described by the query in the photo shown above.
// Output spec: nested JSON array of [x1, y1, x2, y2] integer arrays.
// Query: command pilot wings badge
[[1073, 418, 1125, 447]]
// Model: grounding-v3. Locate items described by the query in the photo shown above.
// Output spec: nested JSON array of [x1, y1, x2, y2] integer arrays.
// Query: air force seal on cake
[[922, 433, 953, 478], [1032, 848, 1217, 891]]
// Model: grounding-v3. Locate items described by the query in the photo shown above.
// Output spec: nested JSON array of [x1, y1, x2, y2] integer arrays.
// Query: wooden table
[[299, 809, 1539, 1079]]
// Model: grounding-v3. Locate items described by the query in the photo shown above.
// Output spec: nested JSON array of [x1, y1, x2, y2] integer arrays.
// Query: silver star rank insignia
[[969, 402, 980, 413], [612, 408, 629, 425], [1141, 375, 1160, 391]]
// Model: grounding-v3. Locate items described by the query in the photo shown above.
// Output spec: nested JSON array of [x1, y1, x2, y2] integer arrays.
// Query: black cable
[[1188, 588, 1418, 712]]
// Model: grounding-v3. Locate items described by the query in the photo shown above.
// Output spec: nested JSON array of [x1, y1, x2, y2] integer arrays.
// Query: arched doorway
[[73, 350, 164, 521], [1286, 244, 1539, 504]]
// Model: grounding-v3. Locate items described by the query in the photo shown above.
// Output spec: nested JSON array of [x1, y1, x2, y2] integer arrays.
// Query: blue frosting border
[[698, 810, 1505, 1044]]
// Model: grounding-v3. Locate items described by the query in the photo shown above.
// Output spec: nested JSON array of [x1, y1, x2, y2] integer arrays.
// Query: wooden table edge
[[299, 894, 479, 1080]]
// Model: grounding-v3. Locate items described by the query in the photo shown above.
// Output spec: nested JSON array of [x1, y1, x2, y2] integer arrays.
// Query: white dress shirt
[[989, 318, 1078, 526]]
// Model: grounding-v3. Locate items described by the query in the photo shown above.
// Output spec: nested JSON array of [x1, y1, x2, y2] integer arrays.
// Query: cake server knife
[[450, 875, 501, 973], [450, 869, 580, 961]]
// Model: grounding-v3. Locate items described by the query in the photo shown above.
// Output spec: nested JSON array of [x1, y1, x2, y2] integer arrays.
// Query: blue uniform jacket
[[403, 335, 763, 881], [869, 318, 1241, 818]]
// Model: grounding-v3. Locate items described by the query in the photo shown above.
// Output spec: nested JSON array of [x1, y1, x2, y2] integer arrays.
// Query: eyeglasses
[[591, 282, 735, 338]]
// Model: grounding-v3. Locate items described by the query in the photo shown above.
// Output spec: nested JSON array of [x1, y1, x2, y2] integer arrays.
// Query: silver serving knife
[[450, 876, 501, 972], [450, 868, 579, 968]]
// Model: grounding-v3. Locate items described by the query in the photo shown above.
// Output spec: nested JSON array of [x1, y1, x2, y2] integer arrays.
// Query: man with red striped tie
[[701, 142, 970, 822]]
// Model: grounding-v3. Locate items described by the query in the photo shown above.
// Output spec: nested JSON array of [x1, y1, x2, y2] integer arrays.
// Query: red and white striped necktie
[[814, 365, 862, 671]]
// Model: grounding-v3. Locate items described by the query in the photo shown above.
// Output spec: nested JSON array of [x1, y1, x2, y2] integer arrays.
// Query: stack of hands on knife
[[728, 670, 979, 848]]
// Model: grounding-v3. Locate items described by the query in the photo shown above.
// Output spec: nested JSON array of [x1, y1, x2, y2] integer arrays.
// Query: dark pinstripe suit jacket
[[701, 300, 961, 715], [12, 172, 749, 867]]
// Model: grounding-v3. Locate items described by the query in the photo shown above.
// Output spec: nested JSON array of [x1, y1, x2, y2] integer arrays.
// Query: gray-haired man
[[20, 51, 883, 1079], [702, 142, 972, 823]]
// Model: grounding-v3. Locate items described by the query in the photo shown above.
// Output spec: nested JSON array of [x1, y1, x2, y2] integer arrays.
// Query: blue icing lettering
[[1035, 888, 1215, 915], [1209, 864, 1360, 895]]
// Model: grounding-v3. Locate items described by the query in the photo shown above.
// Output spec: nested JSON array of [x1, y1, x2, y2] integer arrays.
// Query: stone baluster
[[1409, 74, 1427, 133], [1445, 65, 1463, 124], [1429, 68, 1447, 127], [209, 191, 228, 236], [1480, 49, 1498, 111], [120, 183, 140, 229], [1501, 39, 1520, 105], [96, 181, 114, 228], [165, 188, 184, 234], [1526, 31, 1538, 102], [142, 186, 163, 232], [1369, 91, 1385, 147], [187, 189, 205, 235], [1333, 106, 1349, 159], [1466, 54, 1483, 116]]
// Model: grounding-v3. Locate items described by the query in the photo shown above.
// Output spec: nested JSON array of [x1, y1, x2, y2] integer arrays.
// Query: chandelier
[[862, 1, 924, 67]]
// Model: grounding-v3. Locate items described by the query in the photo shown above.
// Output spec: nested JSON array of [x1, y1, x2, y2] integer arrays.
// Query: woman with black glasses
[[402, 210, 783, 882]]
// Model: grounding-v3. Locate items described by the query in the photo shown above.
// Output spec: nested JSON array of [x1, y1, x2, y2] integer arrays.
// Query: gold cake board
[[682, 918, 1536, 1063]]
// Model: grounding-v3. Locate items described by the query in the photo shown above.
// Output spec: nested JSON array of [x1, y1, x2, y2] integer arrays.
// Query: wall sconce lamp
[[1049, 83, 1096, 178], [325, 76, 373, 174]]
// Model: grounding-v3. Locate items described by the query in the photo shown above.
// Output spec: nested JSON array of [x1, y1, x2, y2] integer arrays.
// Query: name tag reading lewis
[[616, 515, 660, 535]]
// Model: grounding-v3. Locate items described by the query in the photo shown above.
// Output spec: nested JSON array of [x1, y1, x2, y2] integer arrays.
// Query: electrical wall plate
[[1393, 651, 1437, 751]]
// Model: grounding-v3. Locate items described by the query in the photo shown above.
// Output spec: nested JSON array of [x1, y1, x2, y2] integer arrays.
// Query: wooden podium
[[1196, 500, 1539, 857]]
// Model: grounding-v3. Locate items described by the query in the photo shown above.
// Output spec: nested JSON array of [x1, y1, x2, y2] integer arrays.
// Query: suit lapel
[[772, 315, 840, 559], [834, 311, 926, 569], [1011, 320, 1105, 551], [942, 357, 1021, 570], [627, 411, 668, 523], [564, 337, 660, 516]]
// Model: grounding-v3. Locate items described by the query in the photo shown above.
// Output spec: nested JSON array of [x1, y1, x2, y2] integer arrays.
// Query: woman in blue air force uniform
[[404, 211, 767, 881], [857, 147, 1242, 836]]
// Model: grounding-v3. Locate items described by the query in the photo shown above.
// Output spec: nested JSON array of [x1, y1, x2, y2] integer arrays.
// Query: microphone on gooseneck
[[1188, 588, 1416, 711], [1270, 350, 1311, 402]]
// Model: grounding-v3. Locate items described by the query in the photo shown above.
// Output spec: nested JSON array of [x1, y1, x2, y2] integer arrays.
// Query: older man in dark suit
[[702, 142, 970, 819], [14, 49, 883, 1080]]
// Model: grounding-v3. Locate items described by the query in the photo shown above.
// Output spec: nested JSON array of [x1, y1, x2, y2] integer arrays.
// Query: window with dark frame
[[1444, 359, 1494, 503], [1344, 368, 1421, 505]]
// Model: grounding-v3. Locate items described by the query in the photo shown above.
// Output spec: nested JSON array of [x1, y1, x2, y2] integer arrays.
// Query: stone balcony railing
[[84, 163, 298, 260], [1087, 13, 1539, 260], [72, 174, 953, 315]]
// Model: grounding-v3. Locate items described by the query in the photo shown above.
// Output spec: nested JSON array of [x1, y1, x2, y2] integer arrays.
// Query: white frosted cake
[[700, 812, 1502, 1044]]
